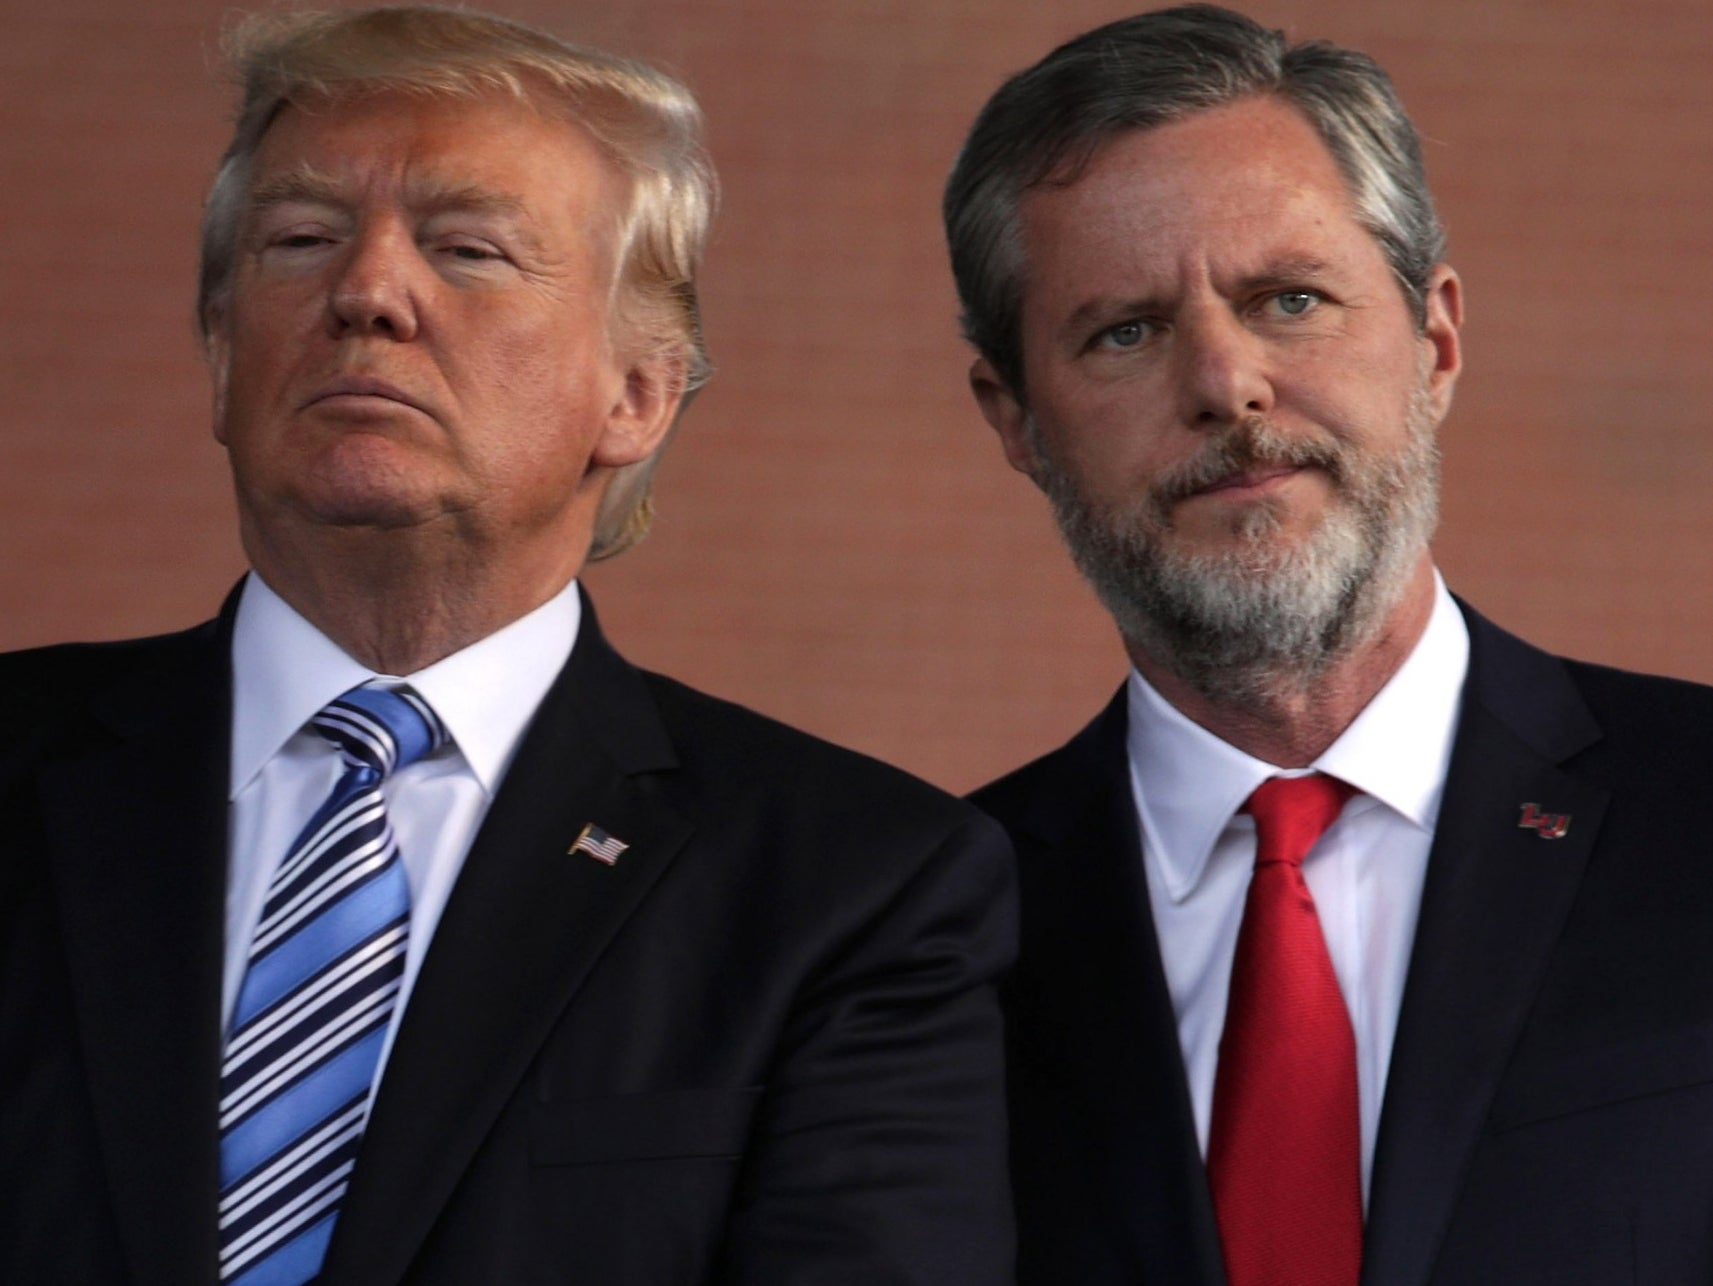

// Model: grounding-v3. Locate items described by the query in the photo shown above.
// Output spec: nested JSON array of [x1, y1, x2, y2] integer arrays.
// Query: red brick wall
[[7, 0, 1711, 790]]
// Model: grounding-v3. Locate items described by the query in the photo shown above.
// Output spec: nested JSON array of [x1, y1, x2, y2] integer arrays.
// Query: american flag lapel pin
[[570, 822, 629, 866]]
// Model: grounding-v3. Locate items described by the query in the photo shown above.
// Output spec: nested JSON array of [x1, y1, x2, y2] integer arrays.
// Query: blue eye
[[1272, 291, 1319, 316], [1100, 320, 1148, 349]]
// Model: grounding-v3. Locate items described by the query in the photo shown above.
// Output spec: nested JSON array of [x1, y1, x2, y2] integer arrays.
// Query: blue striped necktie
[[218, 682, 448, 1286]]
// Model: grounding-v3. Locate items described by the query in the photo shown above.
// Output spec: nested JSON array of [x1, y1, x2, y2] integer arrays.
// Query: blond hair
[[199, 6, 716, 559]]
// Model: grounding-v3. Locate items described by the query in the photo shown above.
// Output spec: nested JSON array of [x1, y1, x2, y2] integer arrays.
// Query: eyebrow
[[1237, 256, 1337, 294], [243, 166, 349, 216]]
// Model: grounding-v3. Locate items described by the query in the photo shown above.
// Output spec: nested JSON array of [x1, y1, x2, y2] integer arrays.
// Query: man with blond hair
[[0, 9, 1014, 1284], [949, 5, 1713, 1283]]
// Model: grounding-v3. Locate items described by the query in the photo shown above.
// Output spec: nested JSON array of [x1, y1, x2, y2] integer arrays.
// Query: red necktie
[[1207, 773, 1362, 1286]]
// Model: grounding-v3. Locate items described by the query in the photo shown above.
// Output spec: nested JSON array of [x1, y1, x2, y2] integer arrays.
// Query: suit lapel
[[1005, 692, 1226, 1286], [37, 619, 231, 1286], [324, 601, 692, 1286], [1363, 607, 1607, 1286]]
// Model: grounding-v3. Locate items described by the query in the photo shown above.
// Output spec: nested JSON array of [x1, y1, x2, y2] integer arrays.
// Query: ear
[[590, 352, 687, 471], [969, 357, 1042, 480], [1419, 263, 1463, 422]]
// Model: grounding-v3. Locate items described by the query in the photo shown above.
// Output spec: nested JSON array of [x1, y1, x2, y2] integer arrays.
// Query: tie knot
[[312, 682, 448, 777], [1241, 773, 1356, 869]]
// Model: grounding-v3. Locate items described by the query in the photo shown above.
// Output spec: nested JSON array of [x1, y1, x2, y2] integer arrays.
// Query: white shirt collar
[[1127, 572, 1469, 903], [229, 572, 582, 798]]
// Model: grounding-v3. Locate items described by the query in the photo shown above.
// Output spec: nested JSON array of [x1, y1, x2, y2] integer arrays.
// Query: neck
[[246, 523, 583, 675], [1129, 557, 1437, 768]]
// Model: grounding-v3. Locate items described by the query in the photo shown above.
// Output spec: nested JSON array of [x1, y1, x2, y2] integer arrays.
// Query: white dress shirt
[[223, 572, 581, 1086], [1127, 573, 1469, 1202]]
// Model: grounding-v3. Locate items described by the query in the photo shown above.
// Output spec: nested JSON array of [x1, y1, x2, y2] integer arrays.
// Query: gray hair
[[943, 4, 1444, 398], [198, 6, 717, 560]]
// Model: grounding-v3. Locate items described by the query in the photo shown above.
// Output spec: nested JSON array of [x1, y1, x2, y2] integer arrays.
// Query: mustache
[[1150, 419, 1346, 507]]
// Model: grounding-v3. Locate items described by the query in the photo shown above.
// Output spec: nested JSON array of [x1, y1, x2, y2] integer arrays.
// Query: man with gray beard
[[947, 6, 1713, 1284]]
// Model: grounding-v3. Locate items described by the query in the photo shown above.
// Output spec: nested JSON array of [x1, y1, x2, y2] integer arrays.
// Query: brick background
[[6, 0, 1711, 791]]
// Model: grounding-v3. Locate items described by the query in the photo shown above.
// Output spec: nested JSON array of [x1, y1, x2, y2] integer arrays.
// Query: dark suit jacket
[[974, 603, 1713, 1285], [0, 590, 1016, 1285]]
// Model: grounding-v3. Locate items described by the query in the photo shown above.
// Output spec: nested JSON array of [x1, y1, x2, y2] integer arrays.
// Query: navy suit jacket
[[0, 590, 1016, 1284], [975, 603, 1713, 1284]]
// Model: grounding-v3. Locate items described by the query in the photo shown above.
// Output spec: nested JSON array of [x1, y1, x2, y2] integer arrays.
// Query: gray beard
[[1033, 387, 1440, 705]]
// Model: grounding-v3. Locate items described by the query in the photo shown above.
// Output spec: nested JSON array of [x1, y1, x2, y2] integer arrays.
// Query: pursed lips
[[303, 375, 430, 417]]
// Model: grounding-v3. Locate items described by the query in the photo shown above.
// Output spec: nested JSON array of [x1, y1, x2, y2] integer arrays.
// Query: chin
[[295, 445, 449, 529], [293, 478, 447, 531], [1168, 500, 1303, 566], [309, 499, 441, 531]]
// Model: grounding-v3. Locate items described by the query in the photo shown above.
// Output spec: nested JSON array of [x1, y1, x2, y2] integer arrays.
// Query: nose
[[326, 225, 420, 341], [1175, 308, 1273, 428]]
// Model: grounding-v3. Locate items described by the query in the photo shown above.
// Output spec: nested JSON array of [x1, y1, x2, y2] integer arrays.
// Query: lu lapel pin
[[570, 822, 629, 866], [1517, 802, 1570, 840]]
